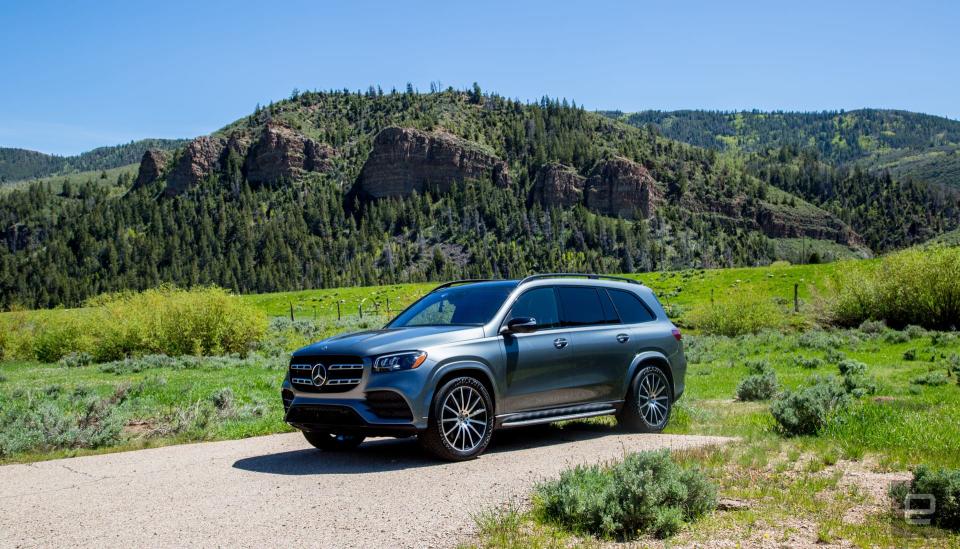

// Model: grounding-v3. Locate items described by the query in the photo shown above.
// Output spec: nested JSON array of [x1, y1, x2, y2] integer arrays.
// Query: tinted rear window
[[607, 289, 656, 323], [557, 286, 619, 327]]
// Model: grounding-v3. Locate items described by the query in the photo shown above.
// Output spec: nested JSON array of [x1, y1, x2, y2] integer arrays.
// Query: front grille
[[286, 404, 365, 426], [366, 391, 414, 420], [289, 356, 365, 393]]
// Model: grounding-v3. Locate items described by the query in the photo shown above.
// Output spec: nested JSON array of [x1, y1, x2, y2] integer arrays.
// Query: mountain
[[603, 109, 960, 189], [0, 88, 945, 309], [0, 138, 189, 184]]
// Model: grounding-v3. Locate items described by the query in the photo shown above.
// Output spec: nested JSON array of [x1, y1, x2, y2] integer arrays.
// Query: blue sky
[[1, 0, 956, 155]]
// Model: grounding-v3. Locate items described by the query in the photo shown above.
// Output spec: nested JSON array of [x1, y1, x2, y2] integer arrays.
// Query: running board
[[498, 404, 619, 428]]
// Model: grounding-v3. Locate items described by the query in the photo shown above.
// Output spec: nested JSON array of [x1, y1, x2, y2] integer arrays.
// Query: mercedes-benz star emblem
[[311, 364, 327, 387]]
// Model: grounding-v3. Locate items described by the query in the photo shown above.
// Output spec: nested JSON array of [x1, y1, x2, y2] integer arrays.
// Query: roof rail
[[518, 273, 641, 286], [428, 279, 501, 293]]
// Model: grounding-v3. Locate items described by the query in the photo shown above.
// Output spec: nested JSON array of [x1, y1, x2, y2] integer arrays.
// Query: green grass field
[[2, 257, 958, 546]]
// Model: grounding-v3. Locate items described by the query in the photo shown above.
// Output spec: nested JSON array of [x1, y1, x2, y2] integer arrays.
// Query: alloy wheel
[[638, 370, 670, 427], [439, 385, 488, 452]]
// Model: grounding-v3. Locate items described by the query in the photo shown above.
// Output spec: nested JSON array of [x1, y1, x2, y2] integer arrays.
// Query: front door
[[500, 286, 574, 412]]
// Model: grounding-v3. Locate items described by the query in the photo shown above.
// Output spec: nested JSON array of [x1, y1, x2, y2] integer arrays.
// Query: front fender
[[421, 359, 500, 420]]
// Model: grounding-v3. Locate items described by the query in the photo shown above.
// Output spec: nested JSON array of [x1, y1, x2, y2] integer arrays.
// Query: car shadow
[[232, 420, 619, 476]]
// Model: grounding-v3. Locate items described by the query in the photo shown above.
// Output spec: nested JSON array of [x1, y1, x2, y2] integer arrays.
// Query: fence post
[[336, 301, 341, 320], [386, 298, 391, 314], [289, 303, 294, 322], [359, 303, 363, 319], [794, 283, 799, 313]]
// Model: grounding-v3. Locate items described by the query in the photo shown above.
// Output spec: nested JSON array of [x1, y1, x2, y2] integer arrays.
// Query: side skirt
[[495, 400, 623, 429]]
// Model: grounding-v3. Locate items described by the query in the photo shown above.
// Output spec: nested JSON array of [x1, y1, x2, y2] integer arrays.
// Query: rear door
[[556, 286, 627, 403], [499, 286, 575, 412], [605, 287, 660, 389]]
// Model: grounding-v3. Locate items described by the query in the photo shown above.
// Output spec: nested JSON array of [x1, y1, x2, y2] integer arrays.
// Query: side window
[[607, 289, 656, 324], [508, 287, 560, 329], [557, 286, 619, 327]]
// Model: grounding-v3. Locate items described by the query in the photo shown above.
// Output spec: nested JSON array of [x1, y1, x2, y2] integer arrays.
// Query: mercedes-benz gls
[[281, 274, 686, 461]]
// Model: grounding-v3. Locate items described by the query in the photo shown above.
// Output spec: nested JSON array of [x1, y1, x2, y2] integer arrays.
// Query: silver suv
[[281, 274, 686, 460]]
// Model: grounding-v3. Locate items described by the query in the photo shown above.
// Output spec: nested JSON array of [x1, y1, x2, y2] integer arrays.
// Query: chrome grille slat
[[289, 356, 364, 393]]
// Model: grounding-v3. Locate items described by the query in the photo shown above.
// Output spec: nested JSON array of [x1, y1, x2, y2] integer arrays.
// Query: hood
[[292, 325, 485, 358]]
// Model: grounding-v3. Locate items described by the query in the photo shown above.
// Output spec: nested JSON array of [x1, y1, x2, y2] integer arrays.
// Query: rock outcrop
[[164, 136, 227, 196], [584, 157, 662, 219], [355, 127, 510, 199], [132, 149, 169, 190], [244, 124, 335, 186], [530, 163, 586, 208]]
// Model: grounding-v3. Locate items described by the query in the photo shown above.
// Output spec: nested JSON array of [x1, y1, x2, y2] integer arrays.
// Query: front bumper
[[281, 374, 428, 435]]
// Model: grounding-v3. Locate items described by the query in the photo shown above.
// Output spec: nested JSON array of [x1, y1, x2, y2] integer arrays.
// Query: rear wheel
[[420, 376, 494, 461], [302, 430, 365, 451], [618, 365, 672, 433]]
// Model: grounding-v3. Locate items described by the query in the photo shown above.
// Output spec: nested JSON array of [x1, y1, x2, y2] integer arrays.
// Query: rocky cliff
[[132, 124, 335, 195], [584, 157, 662, 219], [530, 163, 586, 208], [244, 124, 335, 186], [131, 149, 169, 190], [354, 127, 510, 199]]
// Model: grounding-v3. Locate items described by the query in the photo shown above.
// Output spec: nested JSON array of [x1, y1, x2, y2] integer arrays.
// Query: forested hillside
[[1, 88, 954, 309], [0, 138, 188, 183], [605, 109, 960, 189]]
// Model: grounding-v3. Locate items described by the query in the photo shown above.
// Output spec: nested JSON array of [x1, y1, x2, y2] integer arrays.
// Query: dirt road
[[0, 425, 731, 548]]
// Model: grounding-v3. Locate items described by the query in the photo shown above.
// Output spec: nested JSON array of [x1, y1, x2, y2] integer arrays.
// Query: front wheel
[[419, 376, 494, 461], [618, 365, 673, 433], [303, 430, 365, 451]]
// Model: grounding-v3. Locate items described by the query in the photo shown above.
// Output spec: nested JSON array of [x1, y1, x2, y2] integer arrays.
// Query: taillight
[[671, 328, 682, 341]]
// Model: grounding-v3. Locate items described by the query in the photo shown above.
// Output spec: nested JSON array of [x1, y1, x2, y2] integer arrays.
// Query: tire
[[302, 430, 365, 451], [419, 376, 495, 461], [618, 365, 673, 433]]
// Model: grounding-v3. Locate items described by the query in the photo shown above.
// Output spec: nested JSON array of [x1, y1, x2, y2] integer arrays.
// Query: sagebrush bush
[[838, 359, 878, 396], [822, 246, 960, 330], [911, 371, 950, 386], [736, 361, 779, 401], [770, 376, 850, 436], [0, 384, 135, 457], [892, 466, 960, 531], [58, 352, 93, 368], [535, 450, 717, 539], [858, 319, 886, 334], [687, 292, 783, 336], [793, 355, 823, 369]]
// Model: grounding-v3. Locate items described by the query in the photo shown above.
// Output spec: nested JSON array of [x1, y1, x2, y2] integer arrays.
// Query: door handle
[[553, 337, 568, 349], [616, 333, 630, 343]]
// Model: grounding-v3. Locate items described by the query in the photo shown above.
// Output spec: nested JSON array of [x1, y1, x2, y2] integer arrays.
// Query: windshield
[[387, 283, 516, 327]]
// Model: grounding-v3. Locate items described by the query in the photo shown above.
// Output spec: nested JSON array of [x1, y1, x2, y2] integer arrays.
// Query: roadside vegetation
[[2, 248, 960, 545]]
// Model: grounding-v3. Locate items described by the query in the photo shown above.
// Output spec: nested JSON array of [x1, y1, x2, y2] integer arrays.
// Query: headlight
[[373, 351, 427, 372]]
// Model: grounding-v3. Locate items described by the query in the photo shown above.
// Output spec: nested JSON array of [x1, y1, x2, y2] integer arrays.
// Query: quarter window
[[557, 286, 620, 327], [607, 289, 656, 323]]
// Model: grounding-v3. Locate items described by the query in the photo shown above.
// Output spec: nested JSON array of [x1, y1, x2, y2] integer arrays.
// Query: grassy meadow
[[2, 248, 959, 546]]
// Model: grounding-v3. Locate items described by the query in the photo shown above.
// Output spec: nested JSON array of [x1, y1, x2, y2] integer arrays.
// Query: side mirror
[[501, 317, 538, 334]]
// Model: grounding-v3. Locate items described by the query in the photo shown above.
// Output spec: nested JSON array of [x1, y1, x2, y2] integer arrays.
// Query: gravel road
[[0, 425, 731, 548]]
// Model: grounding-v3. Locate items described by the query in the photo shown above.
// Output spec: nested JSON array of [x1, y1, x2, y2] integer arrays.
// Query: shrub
[[23, 286, 267, 363], [911, 371, 950, 386], [770, 377, 850, 436], [858, 319, 886, 334], [535, 450, 716, 539], [58, 352, 93, 368], [892, 466, 960, 531], [903, 349, 918, 361], [793, 355, 823, 369], [821, 246, 960, 330], [0, 384, 135, 457], [904, 325, 927, 339], [687, 292, 783, 336], [837, 359, 878, 396], [736, 367, 779, 401], [210, 388, 235, 411]]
